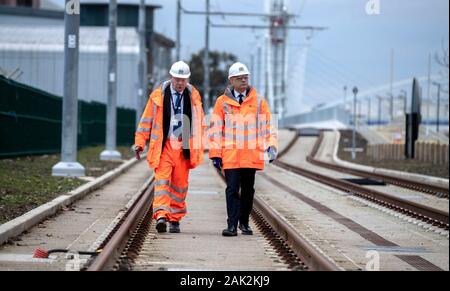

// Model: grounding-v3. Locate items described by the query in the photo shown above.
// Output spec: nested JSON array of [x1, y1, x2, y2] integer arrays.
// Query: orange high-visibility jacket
[[208, 86, 278, 170], [135, 81, 205, 169]]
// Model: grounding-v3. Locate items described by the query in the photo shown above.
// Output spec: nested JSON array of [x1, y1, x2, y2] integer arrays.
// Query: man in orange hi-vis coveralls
[[209, 62, 278, 237], [134, 61, 205, 234]]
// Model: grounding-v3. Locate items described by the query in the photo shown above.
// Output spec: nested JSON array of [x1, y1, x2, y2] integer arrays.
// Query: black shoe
[[239, 224, 253, 235], [222, 225, 238, 237], [169, 222, 180, 233], [156, 218, 167, 233]]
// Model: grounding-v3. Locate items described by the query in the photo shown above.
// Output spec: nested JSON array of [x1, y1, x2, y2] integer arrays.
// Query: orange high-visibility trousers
[[153, 140, 190, 222]]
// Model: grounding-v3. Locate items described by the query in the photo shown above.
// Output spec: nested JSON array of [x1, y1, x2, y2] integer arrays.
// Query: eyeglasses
[[234, 76, 249, 81]]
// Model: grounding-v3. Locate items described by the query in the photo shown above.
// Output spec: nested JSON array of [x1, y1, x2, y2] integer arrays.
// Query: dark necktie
[[238, 94, 244, 105]]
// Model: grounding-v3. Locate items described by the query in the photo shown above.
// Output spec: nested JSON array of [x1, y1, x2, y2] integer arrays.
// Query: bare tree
[[435, 39, 449, 94]]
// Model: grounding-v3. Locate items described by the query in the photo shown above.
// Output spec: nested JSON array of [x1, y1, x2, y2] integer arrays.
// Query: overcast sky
[[52, 0, 449, 109]]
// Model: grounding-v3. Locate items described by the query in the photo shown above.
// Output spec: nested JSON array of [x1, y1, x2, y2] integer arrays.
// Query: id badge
[[172, 119, 180, 126]]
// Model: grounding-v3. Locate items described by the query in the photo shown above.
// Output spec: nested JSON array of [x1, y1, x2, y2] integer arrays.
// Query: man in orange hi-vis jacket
[[134, 61, 205, 234], [209, 62, 278, 237]]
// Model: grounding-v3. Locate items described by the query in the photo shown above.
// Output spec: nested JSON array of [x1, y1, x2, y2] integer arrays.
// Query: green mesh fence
[[0, 75, 136, 158]]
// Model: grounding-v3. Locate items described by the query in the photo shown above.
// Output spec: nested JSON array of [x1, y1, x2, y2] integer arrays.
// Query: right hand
[[212, 158, 223, 171], [133, 146, 143, 160]]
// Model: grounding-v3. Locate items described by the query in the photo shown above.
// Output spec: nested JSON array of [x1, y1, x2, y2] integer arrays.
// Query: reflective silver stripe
[[258, 129, 270, 137], [155, 190, 186, 204], [224, 133, 259, 141], [151, 133, 159, 141], [155, 180, 188, 194], [223, 103, 230, 114], [153, 206, 187, 214], [225, 123, 257, 131], [156, 180, 189, 194], [192, 104, 197, 136], [137, 127, 151, 133], [212, 120, 224, 127], [140, 118, 153, 124], [151, 103, 157, 134], [256, 95, 261, 136]]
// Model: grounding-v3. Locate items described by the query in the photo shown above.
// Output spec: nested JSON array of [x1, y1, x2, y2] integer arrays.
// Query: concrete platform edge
[[331, 130, 449, 189]]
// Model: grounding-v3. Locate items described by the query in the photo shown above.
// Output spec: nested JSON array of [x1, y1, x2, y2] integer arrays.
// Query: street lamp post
[[432, 82, 442, 133], [352, 86, 359, 161], [376, 95, 383, 129], [343, 85, 348, 109]]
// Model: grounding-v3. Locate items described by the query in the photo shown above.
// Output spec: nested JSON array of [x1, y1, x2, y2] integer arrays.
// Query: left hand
[[267, 147, 277, 163]]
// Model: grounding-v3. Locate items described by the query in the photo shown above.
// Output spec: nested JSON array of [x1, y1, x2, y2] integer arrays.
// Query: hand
[[212, 158, 223, 171], [267, 147, 277, 163], [133, 145, 143, 160]]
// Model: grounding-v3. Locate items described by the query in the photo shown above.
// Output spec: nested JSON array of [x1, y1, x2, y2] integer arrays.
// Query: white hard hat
[[228, 62, 251, 79], [169, 61, 191, 79]]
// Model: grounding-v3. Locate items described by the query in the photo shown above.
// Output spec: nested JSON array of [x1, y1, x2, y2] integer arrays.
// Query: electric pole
[[101, 0, 121, 161], [389, 48, 394, 121], [426, 53, 432, 136], [176, 0, 181, 61], [433, 82, 442, 132], [352, 87, 359, 160], [52, 0, 85, 177], [343, 85, 348, 107], [400, 89, 407, 116], [203, 0, 210, 112], [257, 44, 262, 92], [135, 0, 147, 127], [376, 95, 383, 129]]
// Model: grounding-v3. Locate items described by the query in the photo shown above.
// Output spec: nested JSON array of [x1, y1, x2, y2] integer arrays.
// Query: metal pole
[[400, 89, 407, 116], [250, 53, 255, 86], [257, 44, 262, 92], [100, 0, 121, 161], [203, 0, 210, 113], [176, 0, 181, 60], [389, 49, 394, 121], [357, 99, 362, 129], [352, 87, 358, 160], [343, 86, 347, 108], [266, 33, 275, 110], [367, 97, 371, 126], [426, 53, 431, 136], [435, 83, 441, 133], [136, 0, 147, 127], [52, 0, 85, 177], [377, 96, 382, 129]]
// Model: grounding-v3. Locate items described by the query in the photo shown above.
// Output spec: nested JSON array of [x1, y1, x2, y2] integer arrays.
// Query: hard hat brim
[[170, 72, 191, 79], [228, 73, 251, 79]]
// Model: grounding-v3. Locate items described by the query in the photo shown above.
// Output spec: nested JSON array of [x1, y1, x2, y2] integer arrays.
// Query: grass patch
[[0, 145, 134, 224]]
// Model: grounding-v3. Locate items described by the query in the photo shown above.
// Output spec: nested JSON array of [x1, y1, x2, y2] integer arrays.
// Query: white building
[[0, 25, 140, 109]]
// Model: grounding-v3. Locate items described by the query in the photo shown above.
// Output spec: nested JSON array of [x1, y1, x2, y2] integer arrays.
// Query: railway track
[[273, 132, 449, 231], [85, 164, 340, 271], [310, 132, 449, 199], [84, 130, 448, 271]]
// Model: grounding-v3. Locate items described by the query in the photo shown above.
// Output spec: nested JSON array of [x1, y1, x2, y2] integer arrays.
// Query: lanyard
[[171, 92, 183, 113]]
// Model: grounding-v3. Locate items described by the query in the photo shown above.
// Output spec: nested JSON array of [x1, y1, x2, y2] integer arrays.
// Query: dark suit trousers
[[224, 168, 257, 228]]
